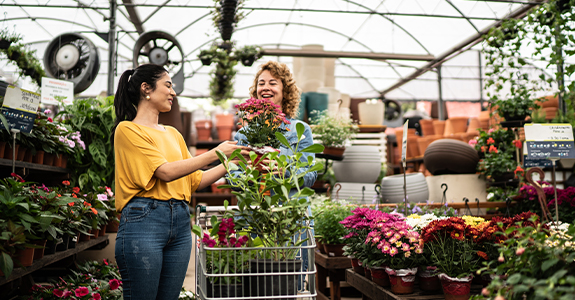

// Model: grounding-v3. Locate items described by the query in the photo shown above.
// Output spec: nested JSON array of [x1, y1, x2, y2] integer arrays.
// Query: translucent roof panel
[[0, 0, 534, 100]]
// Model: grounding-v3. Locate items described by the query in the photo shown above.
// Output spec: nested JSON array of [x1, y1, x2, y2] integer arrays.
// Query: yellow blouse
[[114, 121, 203, 212]]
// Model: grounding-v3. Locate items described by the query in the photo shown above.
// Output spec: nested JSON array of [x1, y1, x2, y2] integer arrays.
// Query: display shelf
[[0, 235, 109, 286], [315, 251, 352, 300], [0, 158, 69, 173], [192, 192, 237, 208], [357, 125, 387, 133]]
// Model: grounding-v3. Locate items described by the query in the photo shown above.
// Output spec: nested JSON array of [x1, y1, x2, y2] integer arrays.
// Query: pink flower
[[44, 109, 52, 114], [97, 194, 108, 201], [53, 289, 64, 297], [78, 140, 86, 150], [468, 139, 477, 146], [75, 286, 89, 297], [92, 292, 102, 300], [48, 117, 53, 122], [106, 187, 114, 197], [63, 290, 73, 297], [109, 278, 121, 290], [488, 128, 495, 133], [482, 288, 490, 296], [67, 140, 75, 148], [516, 247, 525, 256]]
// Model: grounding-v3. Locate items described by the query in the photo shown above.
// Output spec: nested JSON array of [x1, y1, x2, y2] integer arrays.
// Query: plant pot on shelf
[[79, 232, 92, 242], [44, 238, 61, 255], [216, 125, 233, 141], [56, 234, 71, 251], [43, 152, 55, 166], [316, 239, 326, 254], [322, 146, 345, 157], [54, 154, 68, 168], [32, 239, 47, 261], [439, 273, 473, 300], [418, 267, 441, 292], [23, 148, 33, 163], [370, 266, 390, 287], [0, 141, 5, 158], [98, 226, 107, 237], [502, 112, 527, 122], [386, 267, 417, 295], [349, 257, 364, 275], [33, 150, 44, 164], [14, 247, 35, 267], [195, 120, 213, 141], [16, 145, 26, 161], [90, 229, 98, 239], [67, 234, 79, 249], [107, 218, 120, 233], [323, 243, 345, 257], [364, 267, 372, 281]]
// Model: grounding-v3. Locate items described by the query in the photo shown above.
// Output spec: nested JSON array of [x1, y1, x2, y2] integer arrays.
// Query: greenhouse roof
[[0, 0, 551, 101]]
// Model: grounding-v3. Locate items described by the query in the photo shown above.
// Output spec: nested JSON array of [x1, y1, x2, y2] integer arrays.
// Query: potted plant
[[492, 87, 540, 122], [313, 202, 353, 257], [215, 122, 323, 298], [192, 215, 252, 298], [234, 45, 261, 67], [420, 217, 482, 299], [478, 151, 521, 182], [311, 111, 358, 157]]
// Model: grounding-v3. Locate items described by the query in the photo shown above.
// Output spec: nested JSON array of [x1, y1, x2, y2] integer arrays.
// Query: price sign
[[1, 85, 41, 133], [524, 123, 575, 159], [41, 77, 74, 105]]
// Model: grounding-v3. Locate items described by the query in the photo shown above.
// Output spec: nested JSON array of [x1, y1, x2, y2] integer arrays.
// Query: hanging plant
[[0, 29, 46, 86], [210, 0, 246, 41], [207, 44, 237, 103], [0, 28, 20, 50], [234, 45, 262, 67]]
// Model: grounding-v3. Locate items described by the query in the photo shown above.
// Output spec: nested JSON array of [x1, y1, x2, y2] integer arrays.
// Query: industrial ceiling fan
[[132, 31, 184, 95], [43, 32, 100, 94]]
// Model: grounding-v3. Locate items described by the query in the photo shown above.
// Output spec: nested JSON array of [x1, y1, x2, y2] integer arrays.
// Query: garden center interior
[[1, 1, 575, 299]]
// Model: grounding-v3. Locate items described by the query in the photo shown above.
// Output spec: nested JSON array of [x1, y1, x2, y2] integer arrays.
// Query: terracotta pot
[[5, 144, 18, 160], [389, 274, 415, 294], [350, 257, 364, 275], [370, 267, 390, 287], [445, 117, 469, 135], [0, 141, 6, 158], [79, 231, 92, 242], [32, 239, 47, 261], [33, 150, 44, 164], [99, 226, 107, 237], [106, 220, 120, 233], [43, 152, 55, 165], [418, 270, 441, 292], [90, 229, 98, 239], [440, 275, 472, 300], [23, 148, 33, 163], [54, 154, 68, 168], [432, 120, 446, 136], [216, 125, 233, 141], [364, 267, 372, 281], [323, 243, 345, 257], [419, 119, 435, 136], [316, 239, 326, 254], [215, 113, 234, 126], [195, 120, 213, 141], [14, 247, 35, 267], [322, 146, 345, 157], [16, 146, 26, 161]]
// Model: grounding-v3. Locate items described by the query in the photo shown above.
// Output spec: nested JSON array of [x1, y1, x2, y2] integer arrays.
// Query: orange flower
[[488, 145, 498, 153], [481, 146, 487, 152], [72, 187, 80, 194], [83, 201, 91, 207], [513, 139, 522, 148], [72, 194, 77, 198], [514, 165, 524, 175], [67, 202, 75, 207], [62, 180, 70, 186], [477, 251, 489, 260], [57, 194, 62, 197], [91, 208, 98, 215], [487, 137, 495, 144]]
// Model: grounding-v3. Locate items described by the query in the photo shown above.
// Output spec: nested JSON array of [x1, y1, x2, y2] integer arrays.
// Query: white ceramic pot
[[358, 100, 384, 125], [332, 146, 382, 183], [380, 173, 429, 203]]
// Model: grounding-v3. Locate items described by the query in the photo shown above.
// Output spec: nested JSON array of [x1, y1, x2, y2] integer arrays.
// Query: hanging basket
[[0, 39, 12, 49], [241, 57, 255, 67]]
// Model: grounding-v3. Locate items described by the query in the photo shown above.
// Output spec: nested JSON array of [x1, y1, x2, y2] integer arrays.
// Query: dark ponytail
[[111, 64, 167, 144]]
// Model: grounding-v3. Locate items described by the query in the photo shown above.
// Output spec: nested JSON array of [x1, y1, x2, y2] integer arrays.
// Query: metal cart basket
[[194, 205, 317, 300]]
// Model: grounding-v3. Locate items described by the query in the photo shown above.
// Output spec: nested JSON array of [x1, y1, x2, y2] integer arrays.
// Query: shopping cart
[[194, 205, 317, 300]]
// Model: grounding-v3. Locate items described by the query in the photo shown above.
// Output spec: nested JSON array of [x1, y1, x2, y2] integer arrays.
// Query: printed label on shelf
[[1, 85, 41, 133], [524, 123, 575, 159]]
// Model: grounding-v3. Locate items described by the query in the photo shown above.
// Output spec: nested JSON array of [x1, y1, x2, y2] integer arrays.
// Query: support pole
[[437, 66, 445, 120], [555, 24, 566, 114], [478, 50, 484, 109], [107, 0, 117, 96]]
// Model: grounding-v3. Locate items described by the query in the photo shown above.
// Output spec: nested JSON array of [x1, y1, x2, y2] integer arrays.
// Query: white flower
[[487, 192, 494, 200]]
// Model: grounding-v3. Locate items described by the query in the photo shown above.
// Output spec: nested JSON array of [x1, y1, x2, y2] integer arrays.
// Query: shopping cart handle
[[196, 205, 207, 213]]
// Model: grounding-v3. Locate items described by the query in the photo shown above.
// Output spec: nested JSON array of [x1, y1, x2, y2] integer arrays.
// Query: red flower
[[513, 139, 522, 148], [62, 180, 70, 186], [48, 117, 53, 122], [488, 145, 498, 153], [481, 146, 487, 152], [103, 259, 108, 265], [109, 279, 121, 290], [75, 286, 89, 297], [487, 137, 495, 144], [92, 292, 101, 300], [53, 289, 64, 297], [514, 166, 524, 175], [72, 187, 80, 193], [67, 202, 75, 207], [10, 173, 25, 183], [477, 251, 489, 260]]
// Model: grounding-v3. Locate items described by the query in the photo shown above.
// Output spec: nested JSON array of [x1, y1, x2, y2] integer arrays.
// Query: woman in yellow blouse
[[111, 64, 250, 300]]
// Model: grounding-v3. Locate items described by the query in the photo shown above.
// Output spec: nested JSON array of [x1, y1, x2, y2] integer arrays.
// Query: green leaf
[[0, 252, 13, 279], [275, 132, 290, 148], [89, 139, 107, 167], [300, 144, 324, 153], [296, 122, 305, 139], [542, 258, 559, 272], [507, 273, 522, 285]]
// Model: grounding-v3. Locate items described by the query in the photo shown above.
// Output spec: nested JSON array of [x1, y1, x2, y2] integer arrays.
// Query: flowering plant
[[365, 219, 423, 270], [192, 216, 252, 284], [25, 271, 122, 300], [235, 97, 290, 148], [472, 127, 522, 180], [514, 181, 575, 222], [420, 217, 481, 278], [311, 111, 358, 148], [179, 287, 197, 300]]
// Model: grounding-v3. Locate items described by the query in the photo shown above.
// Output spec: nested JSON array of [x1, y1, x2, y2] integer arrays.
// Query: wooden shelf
[[0, 235, 109, 286], [192, 192, 237, 208], [0, 158, 69, 173], [315, 251, 353, 300]]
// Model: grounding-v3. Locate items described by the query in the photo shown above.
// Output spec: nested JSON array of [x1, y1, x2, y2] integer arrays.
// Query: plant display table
[[315, 251, 351, 300], [346, 269, 484, 300]]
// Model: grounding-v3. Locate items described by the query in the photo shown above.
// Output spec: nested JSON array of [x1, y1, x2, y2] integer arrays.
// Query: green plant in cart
[[314, 202, 353, 245], [216, 122, 324, 261]]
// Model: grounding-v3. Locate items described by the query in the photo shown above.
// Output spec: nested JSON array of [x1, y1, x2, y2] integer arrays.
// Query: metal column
[[478, 50, 484, 109], [107, 0, 117, 96], [437, 65, 445, 120], [555, 25, 566, 113]]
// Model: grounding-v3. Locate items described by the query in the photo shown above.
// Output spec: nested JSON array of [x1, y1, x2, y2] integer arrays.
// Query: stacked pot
[[332, 146, 382, 204], [380, 172, 429, 203]]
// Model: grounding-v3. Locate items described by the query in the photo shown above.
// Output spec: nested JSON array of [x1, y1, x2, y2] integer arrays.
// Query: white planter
[[358, 100, 384, 125], [380, 173, 429, 203], [332, 146, 382, 183]]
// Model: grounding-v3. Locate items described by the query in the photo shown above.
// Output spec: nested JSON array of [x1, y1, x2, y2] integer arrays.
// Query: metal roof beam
[[381, 1, 544, 96], [122, 0, 145, 34], [260, 48, 434, 61]]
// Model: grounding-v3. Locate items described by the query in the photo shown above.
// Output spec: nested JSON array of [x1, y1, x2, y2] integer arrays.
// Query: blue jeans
[[115, 197, 192, 300]]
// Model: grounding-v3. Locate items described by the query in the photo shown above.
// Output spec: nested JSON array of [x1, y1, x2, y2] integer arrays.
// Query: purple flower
[[44, 109, 51, 114], [67, 140, 75, 148], [97, 194, 108, 201], [78, 140, 86, 150]]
